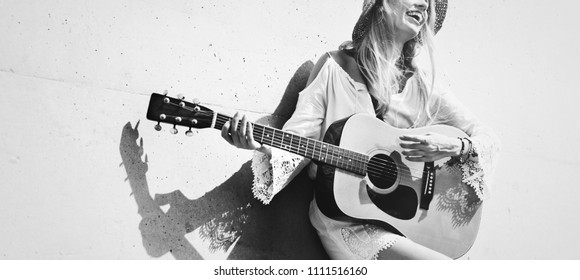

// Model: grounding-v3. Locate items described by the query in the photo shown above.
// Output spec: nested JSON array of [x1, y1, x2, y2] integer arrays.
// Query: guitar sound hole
[[367, 153, 398, 190], [366, 152, 418, 220]]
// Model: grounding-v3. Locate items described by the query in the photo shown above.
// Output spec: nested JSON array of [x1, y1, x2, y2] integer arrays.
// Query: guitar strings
[[215, 113, 426, 180], [170, 109, 423, 180], [167, 102, 431, 180], [247, 124, 416, 179], [199, 108, 426, 180]]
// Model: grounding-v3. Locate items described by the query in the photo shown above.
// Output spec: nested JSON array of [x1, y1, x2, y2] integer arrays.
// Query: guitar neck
[[213, 113, 368, 176]]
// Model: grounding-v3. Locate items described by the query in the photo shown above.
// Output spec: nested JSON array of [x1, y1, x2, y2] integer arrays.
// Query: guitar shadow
[[436, 160, 483, 229], [119, 60, 329, 259]]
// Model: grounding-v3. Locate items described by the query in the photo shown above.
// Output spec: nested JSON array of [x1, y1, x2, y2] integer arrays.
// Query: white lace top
[[250, 54, 501, 259]]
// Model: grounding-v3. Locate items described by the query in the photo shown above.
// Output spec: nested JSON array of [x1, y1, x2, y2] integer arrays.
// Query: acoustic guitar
[[146, 93, 483, 259]]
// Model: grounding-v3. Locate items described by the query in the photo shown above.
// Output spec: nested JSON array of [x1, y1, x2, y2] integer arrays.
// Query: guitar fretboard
[[214, 113, 368, 175]]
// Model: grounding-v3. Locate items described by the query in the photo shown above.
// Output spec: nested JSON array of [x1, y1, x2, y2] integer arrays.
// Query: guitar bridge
[[420, 162, 435, 210]]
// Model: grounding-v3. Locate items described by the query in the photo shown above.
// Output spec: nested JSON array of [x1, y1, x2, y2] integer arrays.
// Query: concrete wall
[[1, 0, 579, 259]]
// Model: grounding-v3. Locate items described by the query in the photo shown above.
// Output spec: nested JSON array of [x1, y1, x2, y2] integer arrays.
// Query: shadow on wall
[[119, 61, 330, 259]]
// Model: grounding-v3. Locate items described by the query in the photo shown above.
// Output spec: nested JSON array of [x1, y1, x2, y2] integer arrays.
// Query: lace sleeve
[[249, 56, 331, 204], [433, 91, 502, 200], [251, 149, 310, 204], [456, 127, 501, 200]]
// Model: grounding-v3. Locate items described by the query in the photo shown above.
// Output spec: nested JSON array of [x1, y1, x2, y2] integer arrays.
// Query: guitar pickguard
[[366, 184, 417, 220]]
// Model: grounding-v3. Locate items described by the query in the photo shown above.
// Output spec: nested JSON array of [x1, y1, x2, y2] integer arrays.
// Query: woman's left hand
[[399, 133, 462, 162]]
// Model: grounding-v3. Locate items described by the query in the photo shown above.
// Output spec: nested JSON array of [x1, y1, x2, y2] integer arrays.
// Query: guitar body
[[314, 114, 483, 259]]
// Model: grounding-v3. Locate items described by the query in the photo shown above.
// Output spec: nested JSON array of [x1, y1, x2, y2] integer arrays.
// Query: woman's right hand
[[221, 112, 263, 151]]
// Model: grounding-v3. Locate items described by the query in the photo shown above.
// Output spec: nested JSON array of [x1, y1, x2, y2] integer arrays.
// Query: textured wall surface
[[1, 0, 579, 259]]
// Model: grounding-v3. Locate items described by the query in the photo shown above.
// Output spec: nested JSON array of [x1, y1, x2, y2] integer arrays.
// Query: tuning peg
[[191, 119, 198, 125], [163, 90, 168, 96], [176, 94, 185, 100], [185, 128, 194, 137], [192, 98, 200, 105], [170, 125, 178, 134], [154, 122, 162, 131]]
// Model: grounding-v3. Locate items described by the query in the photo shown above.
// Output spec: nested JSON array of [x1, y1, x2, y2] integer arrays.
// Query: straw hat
[[352, 0, 448, 43]]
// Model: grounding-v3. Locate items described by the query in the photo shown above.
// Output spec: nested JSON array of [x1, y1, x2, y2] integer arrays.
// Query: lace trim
[[250, 149, 305, 204], [458, 160, 485, 200], [449, 133, 501, 200], [340, 224, 401, 260], [250, 151, 273, 204]]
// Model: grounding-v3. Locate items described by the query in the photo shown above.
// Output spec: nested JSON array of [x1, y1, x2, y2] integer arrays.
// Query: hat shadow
[[119, 60, 329, 259]]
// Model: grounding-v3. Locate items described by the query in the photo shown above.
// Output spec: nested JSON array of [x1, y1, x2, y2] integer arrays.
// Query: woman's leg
[[376, 238, 451, 260]]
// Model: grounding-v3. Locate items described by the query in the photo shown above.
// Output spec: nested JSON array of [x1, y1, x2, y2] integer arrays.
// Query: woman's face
[[385, 0, 430, 43]]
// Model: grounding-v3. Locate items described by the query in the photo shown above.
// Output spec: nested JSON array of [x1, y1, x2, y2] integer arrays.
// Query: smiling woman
[[221, 0, 500, 260]]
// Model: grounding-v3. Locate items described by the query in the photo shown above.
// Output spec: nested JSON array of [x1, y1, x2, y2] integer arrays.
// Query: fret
[[336, 148, 345, 170], [352, 151, 359, 174], [313, 141, 319, 161], [286, 133, 292, 152], [334, 147, 341, 169], [272, 129, 280, 148], [327, 145, 333, 166], [341, 148, 347, 169], [283, 132, 292, 152], [349, 150, 357, 174], [310, 138, 316, 159], [305, 138, 311, 158], [360, 154, 368, 174], [330, 146, 338, 166], [306, 138, 312, 158], [277, 131, 283, 149], [293, 135, 300, 154], [343, 149, 351, 170], [345, 149, 352, 171], [353, 153, 362, 172], [358, 152, 366, 173], [310, 140, 316, 160], [357, 154, 364, 175], [312, 139, 317, 159], [328, 145, 333, 164], [267, 127, 274, 147], [336, 147, 343, 167], [280, 131, 286, 150], [260, 125, 265, 143]]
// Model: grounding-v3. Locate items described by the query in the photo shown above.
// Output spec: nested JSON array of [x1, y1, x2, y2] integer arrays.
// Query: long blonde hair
[[351, 0, 438, 124]]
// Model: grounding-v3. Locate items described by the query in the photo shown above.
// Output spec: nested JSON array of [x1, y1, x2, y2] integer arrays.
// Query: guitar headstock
[[146, 93, 215, 135]]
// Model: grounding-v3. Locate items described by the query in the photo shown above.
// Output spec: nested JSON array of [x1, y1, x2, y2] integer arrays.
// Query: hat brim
[[352, 0, 448, 43]]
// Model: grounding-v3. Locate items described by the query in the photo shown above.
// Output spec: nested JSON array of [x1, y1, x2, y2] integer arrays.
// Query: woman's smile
[[405, 9, 425, 26]]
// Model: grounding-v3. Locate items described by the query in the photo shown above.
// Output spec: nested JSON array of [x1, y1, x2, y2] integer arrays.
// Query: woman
[[222, 0, 500, 259]]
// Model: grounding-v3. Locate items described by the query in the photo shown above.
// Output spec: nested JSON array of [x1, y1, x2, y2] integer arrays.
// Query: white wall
[[1, 0, 579, 259]]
